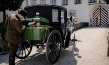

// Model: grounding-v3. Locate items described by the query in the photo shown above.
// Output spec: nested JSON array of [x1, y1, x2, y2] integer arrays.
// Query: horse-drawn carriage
[[15, 5, 73, 64]]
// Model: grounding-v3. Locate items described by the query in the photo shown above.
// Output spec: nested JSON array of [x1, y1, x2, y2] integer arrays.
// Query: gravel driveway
[[0, 27, 109, 65]]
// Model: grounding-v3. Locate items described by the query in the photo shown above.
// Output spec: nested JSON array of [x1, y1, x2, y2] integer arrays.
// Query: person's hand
[[32, 22, 35, 24], [22, 25, 26, 30]]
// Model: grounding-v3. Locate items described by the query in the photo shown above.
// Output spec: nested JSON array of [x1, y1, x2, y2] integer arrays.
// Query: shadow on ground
[[16, 40, 82, 65]]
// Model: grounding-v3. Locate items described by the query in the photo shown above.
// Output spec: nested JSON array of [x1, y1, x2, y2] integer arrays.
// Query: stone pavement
[[0, 27, 109, 65]]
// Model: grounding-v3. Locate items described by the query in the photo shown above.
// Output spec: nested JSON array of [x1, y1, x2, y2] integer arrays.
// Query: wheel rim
[[46, 30, 62, 64], [16, 40, 32, 59]]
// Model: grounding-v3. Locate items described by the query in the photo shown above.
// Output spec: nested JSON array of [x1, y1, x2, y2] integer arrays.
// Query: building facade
[[1, 0, 109, 27]]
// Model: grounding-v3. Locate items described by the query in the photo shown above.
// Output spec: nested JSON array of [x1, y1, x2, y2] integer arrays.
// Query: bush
[[73, 22, 89, 31], [0, 22, 7, 41]]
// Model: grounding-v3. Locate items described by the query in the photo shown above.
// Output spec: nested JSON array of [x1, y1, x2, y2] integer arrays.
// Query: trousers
[[9, 43, 18, 65], [65, 27, 74, 48]]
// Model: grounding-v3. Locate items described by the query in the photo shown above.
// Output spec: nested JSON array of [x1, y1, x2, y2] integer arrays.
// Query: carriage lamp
[[36, 12, 40, 16]]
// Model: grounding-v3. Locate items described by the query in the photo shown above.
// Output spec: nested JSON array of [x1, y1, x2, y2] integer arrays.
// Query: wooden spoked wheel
[[46, 30, 62, 64], [16, 40, 32, 59]]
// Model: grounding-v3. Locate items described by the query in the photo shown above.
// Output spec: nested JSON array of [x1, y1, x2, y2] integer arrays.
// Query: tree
[[0, 0, 24, 22], [104, 0, 109, 4]]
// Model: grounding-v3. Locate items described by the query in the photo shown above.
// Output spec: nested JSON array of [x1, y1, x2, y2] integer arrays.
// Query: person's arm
[[28, 22, 35, 25], [5, 16, 10, 25], [12, 19, 25, 33]]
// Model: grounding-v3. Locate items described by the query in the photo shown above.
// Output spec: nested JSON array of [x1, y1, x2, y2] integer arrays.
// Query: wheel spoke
[[55, 33, 59, 41], [24, 45, 30, 55], [55, 48, 60, 53], [48, 50, 53, 61], [51, 50, 55, 62], [23, 45, 27, 56], [52, 49, 56, 61], [52, 34, 55, 44], [54, 33, 56, 43], [17, 45, 22, 51], [17, 48, 22, 56], [21, 47, 24, 57], [57, 36, 61, 43], [23, 45, 27, 52], [55, 49, 59, 58], [49, 35, 53, 44]]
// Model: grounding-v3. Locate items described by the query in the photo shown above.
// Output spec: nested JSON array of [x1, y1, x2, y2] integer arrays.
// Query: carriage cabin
[[24, 5, 67, 27]]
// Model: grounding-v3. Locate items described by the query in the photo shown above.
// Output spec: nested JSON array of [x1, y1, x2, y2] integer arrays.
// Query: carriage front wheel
[[15, 40, 33, 59], [46, 30, 62, 64]]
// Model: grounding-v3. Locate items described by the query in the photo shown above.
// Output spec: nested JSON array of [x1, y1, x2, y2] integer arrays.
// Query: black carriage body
[[24, 5, 67, 39]]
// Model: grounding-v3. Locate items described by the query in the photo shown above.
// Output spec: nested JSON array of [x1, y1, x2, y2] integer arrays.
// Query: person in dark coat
[[5, 9, 27, 65]]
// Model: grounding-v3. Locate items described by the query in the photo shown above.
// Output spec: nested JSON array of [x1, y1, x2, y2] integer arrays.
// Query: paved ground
[[0, 27, 109, 65]]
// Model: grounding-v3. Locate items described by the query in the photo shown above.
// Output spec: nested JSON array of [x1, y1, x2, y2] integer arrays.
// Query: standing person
[[5, 9, 27, 65], [65, 18, 74, 48]]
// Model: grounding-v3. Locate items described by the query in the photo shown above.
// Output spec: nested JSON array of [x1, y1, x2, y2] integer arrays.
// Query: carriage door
[[92, 5, 108, 27]]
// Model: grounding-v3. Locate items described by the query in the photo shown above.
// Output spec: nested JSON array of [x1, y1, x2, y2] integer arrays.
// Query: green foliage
[[0, 22, 7, 33], [0, 0, 24, 11], [0, 22, 7, 40], [104, 0, 109, 4], [0, 0, 24, 22]]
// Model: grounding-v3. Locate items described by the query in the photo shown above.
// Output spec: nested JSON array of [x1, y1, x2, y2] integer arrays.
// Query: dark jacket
[[5, 14, 24, 44]]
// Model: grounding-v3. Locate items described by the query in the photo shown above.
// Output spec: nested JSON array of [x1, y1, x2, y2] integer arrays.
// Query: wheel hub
[[49, 43, 58, 49]]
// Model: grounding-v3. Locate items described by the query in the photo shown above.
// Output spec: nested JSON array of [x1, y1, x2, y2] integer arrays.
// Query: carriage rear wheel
[[46, 30, 62, 64], [15, 40, 33, 59]]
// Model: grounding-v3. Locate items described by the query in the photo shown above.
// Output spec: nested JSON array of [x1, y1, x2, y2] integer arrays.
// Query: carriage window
[[32, 0, 36, 5], [61, 11, 64, 23], [52, 9, 59, 22]]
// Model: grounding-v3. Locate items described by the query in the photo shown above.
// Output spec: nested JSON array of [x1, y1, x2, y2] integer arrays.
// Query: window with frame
[[51, 0, 56, 5], [40, 0, 46, 4], [68, 10, 76, 17], [74, 0, 81, 4], [52, 9, 59, 22], [62, 0, 68, 5], [31, 0, 36, 5], [61, 11, 64, 23], [89, 0, 96, 3]]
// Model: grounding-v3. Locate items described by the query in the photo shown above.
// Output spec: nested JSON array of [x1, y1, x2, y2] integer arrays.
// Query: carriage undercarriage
[[16, 29, 63, 64]]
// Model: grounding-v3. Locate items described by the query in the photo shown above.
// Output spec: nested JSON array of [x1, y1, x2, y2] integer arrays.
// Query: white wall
[[1, 0, 108, 23], [63, 0, 89, 22]]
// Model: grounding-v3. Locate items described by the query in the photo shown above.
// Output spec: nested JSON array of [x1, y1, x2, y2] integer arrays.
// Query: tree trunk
[[3, 10, 6, 22]]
